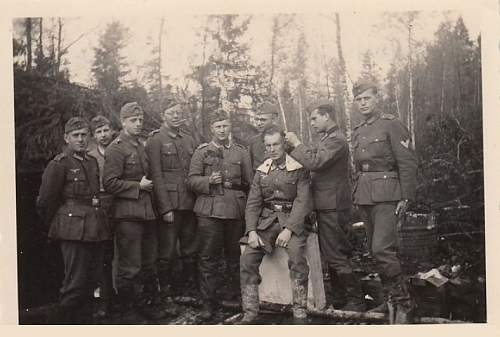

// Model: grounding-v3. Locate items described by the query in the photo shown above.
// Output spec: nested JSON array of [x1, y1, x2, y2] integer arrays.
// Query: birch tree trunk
[[158, 18, 165, 109], [334, 13, 355, 176], [26, 18, 32, 71], [408, 22, 416, 148]]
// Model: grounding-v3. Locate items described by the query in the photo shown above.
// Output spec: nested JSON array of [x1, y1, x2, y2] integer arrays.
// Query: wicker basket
[[398, 211, 438, 263]]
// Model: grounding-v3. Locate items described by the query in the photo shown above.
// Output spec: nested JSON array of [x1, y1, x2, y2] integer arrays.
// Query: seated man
[[239, 125, 312, 324]]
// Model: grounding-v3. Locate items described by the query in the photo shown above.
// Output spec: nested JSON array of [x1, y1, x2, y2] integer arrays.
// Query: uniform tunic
[[188, 140, 253, 303], [103, 131, 157, 292], [145, 126, 199, 285], [240, 154, 312, 286], [352, 112, 417, 278], [291, 125, 354, 273], [248, 133, 267, 172], [37, 150, 110, 322]]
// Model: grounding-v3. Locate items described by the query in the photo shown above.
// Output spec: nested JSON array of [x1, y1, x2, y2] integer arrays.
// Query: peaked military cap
[[120, 101, 143, 119], [65, 117, 90, 134], [352, 80, 378, 97]]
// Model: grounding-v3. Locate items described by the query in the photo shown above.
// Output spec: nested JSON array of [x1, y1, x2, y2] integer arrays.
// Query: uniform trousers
[[240, 221, 309, 286], [114, 220, 158, 294], [316, 209, 354, 274], [197, 217, 243, 303], [358, 203, 402, 278], [58, 240, 104, 323]]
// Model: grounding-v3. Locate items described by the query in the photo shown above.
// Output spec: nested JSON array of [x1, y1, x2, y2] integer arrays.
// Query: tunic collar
[[257, 154, 303, 174]]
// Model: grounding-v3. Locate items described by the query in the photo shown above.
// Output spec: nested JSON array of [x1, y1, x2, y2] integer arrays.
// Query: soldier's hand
[[276, 228, 292, 248], [395, 199, 409, 218], [208, 171, 223, 184], [285, 132, 301, 148], [139, 176, 154, 192], [162, 211, 174, 223], [248, 231, 265, 249]]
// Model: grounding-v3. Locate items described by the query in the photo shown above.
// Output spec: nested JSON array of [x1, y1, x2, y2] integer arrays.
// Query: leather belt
[[223, 181, 245, 191], [264, 202, 293, 213], [64, 197, 100, 208]]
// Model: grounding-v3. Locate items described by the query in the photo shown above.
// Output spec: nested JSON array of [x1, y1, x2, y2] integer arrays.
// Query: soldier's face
[[162, 105, 184, 129], [310, 110, 330, 134], [121, 115, 143, 137], [64, 128, 89, 154], [355, 88, 378, 116], [255, 114, 274, 133], [94, 124, 112, 147], [264, 132, 285, 160], [211, 119, 232, 142]]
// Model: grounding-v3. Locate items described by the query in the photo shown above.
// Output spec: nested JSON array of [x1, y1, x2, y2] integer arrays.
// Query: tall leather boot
[[387, 275, 414, 324], [183, 256, 199, 298], [292, 279, 308, 324], [158, 260, 181, 316], [238, 284, 259, 324], [338, 273, 366, 312], [368, 275, 389, 314], [136, 277, 167, 320], [327, 267, 347, 309]]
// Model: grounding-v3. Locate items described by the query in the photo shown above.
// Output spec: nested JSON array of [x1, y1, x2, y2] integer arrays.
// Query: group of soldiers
[[36, 80, 417, 324]]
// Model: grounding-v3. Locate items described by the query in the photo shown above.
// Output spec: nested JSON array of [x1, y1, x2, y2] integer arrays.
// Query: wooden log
[[221, 301, 468, 324]]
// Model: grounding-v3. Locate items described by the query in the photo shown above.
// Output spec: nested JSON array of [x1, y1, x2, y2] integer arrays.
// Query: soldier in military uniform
[[247, 101, 279, 171], [351, 81, 418, 323], [145, 101, 199, 313], [188, 110, 253, 319], [37, 117, 112, 324], [103, 102, 163, 319], [286, 100, 365, 312], [239, 125, 312, 324], [88, 115, 115, 318]]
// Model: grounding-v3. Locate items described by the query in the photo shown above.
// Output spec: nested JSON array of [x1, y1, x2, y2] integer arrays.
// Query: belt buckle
[[92, 196, 101, 208], [362, 163, 370, 172], [223, 181, 232, 188], [275, 204, 283, 212]]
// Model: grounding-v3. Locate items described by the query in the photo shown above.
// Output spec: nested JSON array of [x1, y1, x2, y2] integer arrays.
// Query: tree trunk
[[26, 18, 32, 71], [56, 18, 63, 74], [334, 13, 355, 177], [158, 17, 165, 109], [38, 18, 43, 58], [408, 22, 416, 148], [269, 16, 279, 96]]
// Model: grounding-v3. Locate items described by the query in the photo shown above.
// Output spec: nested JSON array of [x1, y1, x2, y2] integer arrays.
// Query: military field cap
[[90, 115, 111, 131], [208, 109, 230, 125], [307, 99, 334, 113], [352, 80, 378, 97], [164, 98, 187, 112], [65, 117, 90, 134], [256, 101, 278, 116], [120, 101, 143, 119]]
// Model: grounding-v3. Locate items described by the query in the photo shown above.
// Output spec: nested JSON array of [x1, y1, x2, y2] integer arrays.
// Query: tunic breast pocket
[[282, 176, 298, 199], [367, 134, 388, 156], [227, 160, 241, 178], [66, 171, 90, 196], [161, 144, 180, 170], [124, 156, 139, 177]]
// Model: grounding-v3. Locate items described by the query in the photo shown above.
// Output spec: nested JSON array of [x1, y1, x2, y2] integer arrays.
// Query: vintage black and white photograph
[[12, 9, 486, 325]]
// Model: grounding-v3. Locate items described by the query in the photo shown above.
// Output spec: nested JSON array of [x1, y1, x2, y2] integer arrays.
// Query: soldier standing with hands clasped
[[103, 102, 163, 320], [239, 126, 312, 324], [286, 100, 365, 312], [37, 117, 112, 324], [351, 80, 417, 323], [145, 101, 199, 315], [188, 110, 253, 319]]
